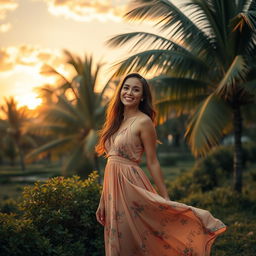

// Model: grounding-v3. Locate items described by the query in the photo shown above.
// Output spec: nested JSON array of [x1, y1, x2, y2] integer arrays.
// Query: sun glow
[[15, 92, 42, 110]]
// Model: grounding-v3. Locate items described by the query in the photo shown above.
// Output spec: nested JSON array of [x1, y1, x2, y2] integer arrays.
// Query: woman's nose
[[127, 88, 134, 94]]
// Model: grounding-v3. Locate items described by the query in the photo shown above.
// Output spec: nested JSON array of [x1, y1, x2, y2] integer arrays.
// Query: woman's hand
[[96, 206, 105, 226]]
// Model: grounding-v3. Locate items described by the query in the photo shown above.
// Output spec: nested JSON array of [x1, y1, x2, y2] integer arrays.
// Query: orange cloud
[[0, 0, 18, 19], [0, 22, 11, 32], [0, 0, 18, 33], [0, 45, 72, 108], [0, 49, 14, 71], [40, 0, 128, 22], [0, 45, 69, 85]]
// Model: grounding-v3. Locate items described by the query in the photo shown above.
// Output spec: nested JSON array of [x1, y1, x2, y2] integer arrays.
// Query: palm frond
[[57, 95, 86, 124], [43, 105, 81, 127], [40, 64, 70, 84], [155, 95, 206, 124], [151, 76, 210, 99], [111, 49, 209, 77], [75, 75, 94, 127], [243, 0, 256, 11], [182, 0, 227, 59], [125, 0, 213, 55], [232, 11, 256, 32], [26, 136, 75, 160], [20, 135, 37, 147], [185, 94, 232, 157], [28, 123, 75, 136], [215, 55, 249, 97], [107, 31, 188, 52], [63, 50, 83, 74], [83, 129, 98, 154]]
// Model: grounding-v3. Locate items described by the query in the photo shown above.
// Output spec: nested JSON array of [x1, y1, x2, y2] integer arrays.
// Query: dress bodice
[[105, 117, 144, 163]]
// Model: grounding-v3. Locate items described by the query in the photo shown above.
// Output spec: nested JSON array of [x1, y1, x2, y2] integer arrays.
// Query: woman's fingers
[[96, 208, 105, 226]]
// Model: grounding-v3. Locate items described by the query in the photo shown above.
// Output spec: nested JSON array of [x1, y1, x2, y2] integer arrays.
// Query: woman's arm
[[139, 117, 170, 200]]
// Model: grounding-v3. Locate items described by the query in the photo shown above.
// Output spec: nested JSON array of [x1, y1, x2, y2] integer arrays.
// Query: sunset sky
[[0, 0, 158, 109]]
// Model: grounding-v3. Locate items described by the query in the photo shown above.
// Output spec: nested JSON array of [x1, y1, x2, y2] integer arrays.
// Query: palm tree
[[0, 97, 37, 171], [27, 52, 111, 177], [107, 0, 256, 192]]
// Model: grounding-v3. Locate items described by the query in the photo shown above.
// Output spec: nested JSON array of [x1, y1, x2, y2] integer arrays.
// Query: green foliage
[[0, 198, 21, 215], [158, 154, 178, 166], [0, 213, 52, 256], [0, 171, 104, 256], [243, 142, 256, 164], [167, 146, 233, 199]]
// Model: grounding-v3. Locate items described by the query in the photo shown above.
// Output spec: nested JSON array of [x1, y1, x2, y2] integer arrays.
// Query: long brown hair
[[95, 73, 156, 156]]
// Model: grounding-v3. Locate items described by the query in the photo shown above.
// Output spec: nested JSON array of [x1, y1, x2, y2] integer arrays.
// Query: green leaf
[[26, 136, 76, 159], [185, 94, 232, 156], [215, 55, 249, 98]]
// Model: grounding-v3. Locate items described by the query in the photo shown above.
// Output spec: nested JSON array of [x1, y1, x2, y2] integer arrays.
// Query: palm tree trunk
[[17, 146, 26, 171], [233, 103, 243, 193]]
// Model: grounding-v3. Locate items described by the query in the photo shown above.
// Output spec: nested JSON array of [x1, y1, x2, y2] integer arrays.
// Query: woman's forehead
[[123, 77, 143, 87]]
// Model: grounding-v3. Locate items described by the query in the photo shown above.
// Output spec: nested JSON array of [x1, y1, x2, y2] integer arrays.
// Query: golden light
[[15, 92, 42, 110]]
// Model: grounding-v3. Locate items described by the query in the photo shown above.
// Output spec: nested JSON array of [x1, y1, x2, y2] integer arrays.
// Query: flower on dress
[[130, 201, 145, 217]]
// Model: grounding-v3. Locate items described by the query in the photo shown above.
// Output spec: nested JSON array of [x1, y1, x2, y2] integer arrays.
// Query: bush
[[166, 146, 234, 199], [158, 154, 178, 166], [243, 143, 256, 164], [0, 213, 52, 256], [181, 187, 256, 214], [0, 171, 104, 256], [0, 198, 21, 215]]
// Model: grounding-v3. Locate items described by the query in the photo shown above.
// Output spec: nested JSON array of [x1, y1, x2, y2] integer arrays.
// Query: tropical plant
[[107, 0, 256, 192], [0, 97, 37, 170], [27, 51, 111, 177]]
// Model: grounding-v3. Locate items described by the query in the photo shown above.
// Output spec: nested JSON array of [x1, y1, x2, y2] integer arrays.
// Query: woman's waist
[[107, 155, 140, 166]]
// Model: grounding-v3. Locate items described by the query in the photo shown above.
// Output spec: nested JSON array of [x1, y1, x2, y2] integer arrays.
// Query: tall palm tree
[[27, 52, 111, 177], [0, 97, 37, 171], [107, 0, 256, 192]]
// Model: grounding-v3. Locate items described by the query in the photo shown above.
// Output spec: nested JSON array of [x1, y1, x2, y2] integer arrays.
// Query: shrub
[[243, 143, 256, 164], [181, 187, 256, 215], [0, 171, 104, 256], [158, 154, 178, 166], [0, 198, 21, 215], [0, 213, 52, 256], [166, 146, 234, 199]]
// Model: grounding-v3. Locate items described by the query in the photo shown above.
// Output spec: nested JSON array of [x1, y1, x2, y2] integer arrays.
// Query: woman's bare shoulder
[[136, 112, 154, 126]]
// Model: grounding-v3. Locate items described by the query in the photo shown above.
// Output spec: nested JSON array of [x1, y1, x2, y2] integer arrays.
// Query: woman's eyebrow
[[123, 83, 141, 89]]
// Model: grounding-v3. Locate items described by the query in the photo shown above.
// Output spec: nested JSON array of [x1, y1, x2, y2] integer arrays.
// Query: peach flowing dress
[[97, 116, 227, 256]]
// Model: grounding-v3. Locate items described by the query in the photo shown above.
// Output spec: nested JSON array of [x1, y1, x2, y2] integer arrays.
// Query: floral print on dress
[[130, 201, 147, 218]]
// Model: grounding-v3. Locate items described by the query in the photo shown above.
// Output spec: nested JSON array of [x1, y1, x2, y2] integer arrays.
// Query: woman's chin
[[122, 102, 139, 108]]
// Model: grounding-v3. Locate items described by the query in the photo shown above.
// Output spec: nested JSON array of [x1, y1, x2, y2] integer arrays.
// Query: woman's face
[[120, 77, 143, 109]]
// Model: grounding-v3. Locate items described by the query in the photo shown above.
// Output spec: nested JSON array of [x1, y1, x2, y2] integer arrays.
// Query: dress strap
[[128, 116, 138, 128]]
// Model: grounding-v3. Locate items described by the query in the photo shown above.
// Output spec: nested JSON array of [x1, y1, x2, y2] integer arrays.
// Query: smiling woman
[[95, 73, 226, 256]]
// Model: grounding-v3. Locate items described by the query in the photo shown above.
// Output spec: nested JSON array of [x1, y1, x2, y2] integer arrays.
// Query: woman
[[95, 73, 226, 256]]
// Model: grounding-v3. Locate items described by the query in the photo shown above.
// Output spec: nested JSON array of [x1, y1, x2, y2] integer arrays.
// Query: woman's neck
[[123, 108, 140, 120]]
